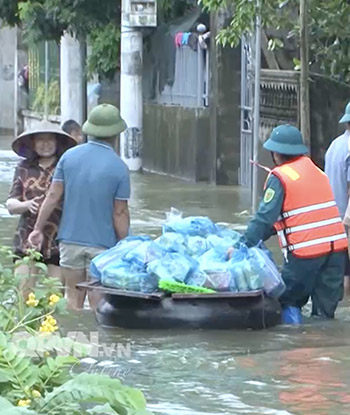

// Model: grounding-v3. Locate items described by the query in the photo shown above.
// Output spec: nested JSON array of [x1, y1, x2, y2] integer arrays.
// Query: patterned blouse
[[8, 158, 61, 259]]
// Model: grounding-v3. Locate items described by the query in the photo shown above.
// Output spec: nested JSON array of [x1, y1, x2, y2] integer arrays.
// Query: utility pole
[[300, 0, 310, 146], [120, 0, 157, 171], [252, 1, 262, 213]]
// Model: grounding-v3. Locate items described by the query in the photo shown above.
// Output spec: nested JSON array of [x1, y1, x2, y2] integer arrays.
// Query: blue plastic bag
[[155, 232, 187, 254], [163, 216, 218, 237], [186, 236, 209, 257], [216, 226, 241, 243], [90, 236, 150, 280], [197, 248, 228, 273], [248, 245, 285, 298], [186, 270, 208, 287], [197, 248, 232, 291], [147, 253, 197, 283], [124, 241, 167, 267], [101, 261, 158, 293]]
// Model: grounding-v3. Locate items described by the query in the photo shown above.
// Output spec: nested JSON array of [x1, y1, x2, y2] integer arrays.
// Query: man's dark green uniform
[[239, 125, 345, 320]]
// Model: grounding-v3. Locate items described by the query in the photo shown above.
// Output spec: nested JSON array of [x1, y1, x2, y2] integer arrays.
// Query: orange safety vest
[[267, 156, 348, 258]]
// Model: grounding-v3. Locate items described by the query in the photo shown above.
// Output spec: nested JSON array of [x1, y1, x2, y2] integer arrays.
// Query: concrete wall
[[22, 110, 60, 130], [143, 104, 211, 181], [0, 25, 16, 134], [210, 11, 241, 186], [60, 34, 83, 125]]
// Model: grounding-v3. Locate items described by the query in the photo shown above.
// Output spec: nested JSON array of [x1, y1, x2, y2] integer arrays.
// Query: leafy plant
[[87, 23, 121, 80], [32, 81, 60, 116], [0, 247, 153, 415], [200, 0, 350, 83]]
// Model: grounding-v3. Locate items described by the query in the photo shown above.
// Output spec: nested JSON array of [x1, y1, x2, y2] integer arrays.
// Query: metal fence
[[156, 44, 209, 108], [28, 41, 60, 115], [239, 36, 254, 188]]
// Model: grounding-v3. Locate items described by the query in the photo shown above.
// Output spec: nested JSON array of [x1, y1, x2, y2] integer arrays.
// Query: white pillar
[[60, 34, 83, 125], [120, 26, 143, 171]]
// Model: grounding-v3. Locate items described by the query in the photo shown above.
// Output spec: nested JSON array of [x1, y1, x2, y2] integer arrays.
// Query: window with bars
[[28, 41, 60, 115]]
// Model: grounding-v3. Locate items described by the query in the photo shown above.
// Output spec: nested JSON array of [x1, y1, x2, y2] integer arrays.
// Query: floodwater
[[1, 136, 350, 415]]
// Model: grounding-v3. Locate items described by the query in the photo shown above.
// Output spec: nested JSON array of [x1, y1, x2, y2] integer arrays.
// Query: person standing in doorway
[[28, 104, 130, 310], [6, 121, 76, 294], [325, 102, 350, 297]]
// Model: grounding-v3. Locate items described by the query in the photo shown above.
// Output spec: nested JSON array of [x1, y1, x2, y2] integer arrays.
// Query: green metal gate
[[28, 41, 60, 115]]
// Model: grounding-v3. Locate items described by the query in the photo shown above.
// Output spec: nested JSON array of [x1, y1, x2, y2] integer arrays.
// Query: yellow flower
[[49, 294, 60, 306], [39, 315, 59, 333], [32, 389, 42, 398], [26, 292, 39, 307], [17, 399, 31, 407]]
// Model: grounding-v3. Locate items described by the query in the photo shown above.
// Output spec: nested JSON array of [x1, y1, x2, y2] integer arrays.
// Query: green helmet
[[263, 124, 308, 155], [83, 104, 127, 138], [339, 102, 350, 124]]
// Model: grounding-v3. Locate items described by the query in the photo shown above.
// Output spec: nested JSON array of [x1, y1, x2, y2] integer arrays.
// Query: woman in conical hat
[[6, 121, 76, 293]]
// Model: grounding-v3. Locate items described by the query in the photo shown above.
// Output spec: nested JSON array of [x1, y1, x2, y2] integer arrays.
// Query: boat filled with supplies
[[83, 209, 285, 329], [91, 208, 285, 298]]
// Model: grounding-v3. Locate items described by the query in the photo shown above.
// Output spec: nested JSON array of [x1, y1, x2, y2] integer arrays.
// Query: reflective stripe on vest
[[288, 233, 348, 252], [282, 201, 337, 219], [285, 217, 342, 235]]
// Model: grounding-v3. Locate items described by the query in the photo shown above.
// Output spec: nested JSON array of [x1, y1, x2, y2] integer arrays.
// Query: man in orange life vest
[[236, 124, 348, 323]]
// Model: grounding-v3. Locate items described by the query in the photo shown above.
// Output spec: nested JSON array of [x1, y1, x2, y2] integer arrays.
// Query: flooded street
[[1, 137, 350, 415]]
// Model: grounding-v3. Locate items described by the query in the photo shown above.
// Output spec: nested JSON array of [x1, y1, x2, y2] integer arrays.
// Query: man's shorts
[[59, 242, 105, 272]]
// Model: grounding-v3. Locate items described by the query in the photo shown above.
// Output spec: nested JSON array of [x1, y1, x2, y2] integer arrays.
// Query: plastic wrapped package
[[124, 241, 152, 267], [216, 226, 241, 244], [229, 263, 249, 292], [186, 270, 208, 287], [101, 261, 158, 293], [206, 235, 224, 249], [163, 215, 218, 237], [196, 248, 232, 291], [197, 248, 228, 273], [90, 236, 150, 280], [204, 271, 231, 292], [147, 253, 197, 283], [186, 236, 209, 257], [124, 241, 167, 267], [155, 232, 187, 254], [248, 246, 285, 298], [206, 235, 236, 255], [243, 261, 263, 290], [228, 245, 250, 292]]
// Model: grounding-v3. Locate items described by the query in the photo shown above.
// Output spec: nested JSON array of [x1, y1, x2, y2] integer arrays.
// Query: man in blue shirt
[[325, 102, 350, 297], [29, 104, 130, 310]]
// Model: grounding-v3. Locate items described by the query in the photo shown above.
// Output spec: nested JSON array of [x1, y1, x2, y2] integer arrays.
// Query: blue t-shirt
[[53, 140, 130, 248], [325, 131, 350, 219]]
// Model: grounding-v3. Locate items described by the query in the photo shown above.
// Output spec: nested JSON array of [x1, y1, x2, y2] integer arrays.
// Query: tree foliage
[[0, 0, 195, 78], [200, 0, 350, 83]]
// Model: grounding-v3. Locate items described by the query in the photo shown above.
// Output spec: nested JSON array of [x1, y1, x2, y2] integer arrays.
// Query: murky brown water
[[1, 136, 350, 415]]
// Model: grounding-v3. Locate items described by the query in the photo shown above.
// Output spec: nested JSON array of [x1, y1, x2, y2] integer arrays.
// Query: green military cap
[[83, 104, 127, 138], [339, 102, 350, 124], [263, 124, 308, 155]]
